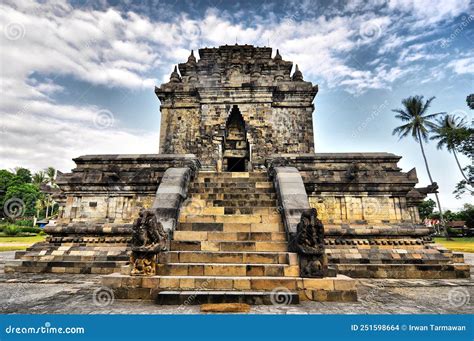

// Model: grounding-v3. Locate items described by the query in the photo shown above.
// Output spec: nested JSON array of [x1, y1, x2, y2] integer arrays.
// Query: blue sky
[[0, 0, 473, 210]]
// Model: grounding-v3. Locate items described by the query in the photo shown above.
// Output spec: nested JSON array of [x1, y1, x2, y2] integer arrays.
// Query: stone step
[[190, 186, 273, 193], [177, 222, 284, 233], [170, 240, 288, 252], [19, 254, 128, 262], [328, 252, 453, 264], [203, 200, 278, 207], [335, 263, 470, 279], [173, 231, 286, 242], [104, 274, 357, 294], [196, 172, 267, 178], [191, 181, 272, 187], [4, 260, 127, 274], [165, 251, 297, 265], [189, 193, 277, 200], [178, 214, 281, 224], [189, 188, 275, 194], [156, 263, 300, 277], [155, 290, 299, 305], [181, 206, 279, 216], [221, 207, 279, 215], [194, 177, 270, 183]]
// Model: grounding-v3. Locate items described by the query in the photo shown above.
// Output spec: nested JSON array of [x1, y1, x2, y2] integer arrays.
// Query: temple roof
[[157, 44, 317, 98]]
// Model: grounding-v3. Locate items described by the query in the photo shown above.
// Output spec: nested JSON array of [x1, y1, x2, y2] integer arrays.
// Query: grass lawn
[[0, 235, 46, 252], [434, 237, 474, 253]]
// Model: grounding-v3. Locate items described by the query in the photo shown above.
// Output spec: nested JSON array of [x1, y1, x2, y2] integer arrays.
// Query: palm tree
[[392, 95, 446, 235], [45, 167, 57, 187], [32, 171, 47, 186], [44, 167, 58, 219], [431, 115, 473, 190]]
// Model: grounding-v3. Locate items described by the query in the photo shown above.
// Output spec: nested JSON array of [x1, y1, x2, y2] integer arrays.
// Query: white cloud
[[0, 2, 158, 89], [0, 105, 158, 172], [447, 55, 474, 74], [387, 0, 471, 25], [0, 0, 471, 176]]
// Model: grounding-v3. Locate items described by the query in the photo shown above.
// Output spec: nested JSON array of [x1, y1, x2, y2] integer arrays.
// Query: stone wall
[[60, 194, 152, 224], [267, 153, 423, 225], [56, 154, 199, 225], [309, 196, 412, 224]]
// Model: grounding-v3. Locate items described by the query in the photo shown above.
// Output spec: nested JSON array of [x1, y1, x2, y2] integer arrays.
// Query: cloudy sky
[[0, 0, 473, 210]]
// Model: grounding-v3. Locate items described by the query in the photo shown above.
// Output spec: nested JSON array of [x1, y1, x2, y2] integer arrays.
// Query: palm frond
[[419, 96, 435, 116], [392, 95, 442, 143], [392, 123, 413, 140]]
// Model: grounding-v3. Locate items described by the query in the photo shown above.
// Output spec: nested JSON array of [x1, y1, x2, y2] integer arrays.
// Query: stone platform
[[2, 251, 473, 314], [102, 273, 357, 304]]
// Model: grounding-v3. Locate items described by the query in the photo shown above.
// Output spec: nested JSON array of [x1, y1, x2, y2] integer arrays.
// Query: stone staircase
[[104, 171, 357, 304], [155, 171, 299, 304]]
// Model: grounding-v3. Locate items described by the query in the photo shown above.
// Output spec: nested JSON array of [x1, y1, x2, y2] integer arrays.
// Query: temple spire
[[274, 49, 282, 61], [292, 64, 303, 81], [170, 65, 181, 83], [187, 50, 197, 64]]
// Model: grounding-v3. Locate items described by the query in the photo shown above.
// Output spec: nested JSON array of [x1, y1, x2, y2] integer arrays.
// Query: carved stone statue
[[291, 208, 331, 278], [130, 209, 168, 276]]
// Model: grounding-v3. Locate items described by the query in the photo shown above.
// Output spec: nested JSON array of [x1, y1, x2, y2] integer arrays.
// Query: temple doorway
[[223, 106, 249, 172]]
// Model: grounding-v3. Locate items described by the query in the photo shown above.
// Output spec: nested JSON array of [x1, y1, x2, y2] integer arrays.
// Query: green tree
[[453, 95, 474, 198], [391, 95, 446, 235], [417, 199, 436, 220], [2, 183, 41, 218], [32, 171, 47, 186], [430, 114, 472, 188], [467, 94, 474, 110], [1, 170, 21, 218], [45, 167, 57, 187], [0, 170, 15, 192], [457, 203, 474, 229], [34, 193, 49, 219], [13, 167, 32, 183]]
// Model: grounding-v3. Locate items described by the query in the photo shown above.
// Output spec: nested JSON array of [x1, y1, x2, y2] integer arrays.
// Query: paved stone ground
[[0, 252, 472, 314]]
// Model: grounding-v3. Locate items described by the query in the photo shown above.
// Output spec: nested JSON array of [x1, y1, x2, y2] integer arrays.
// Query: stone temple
[[7, 45, 470, 304]]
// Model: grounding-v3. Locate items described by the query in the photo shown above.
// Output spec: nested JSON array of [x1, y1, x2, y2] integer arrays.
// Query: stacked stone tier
[[5, 240, 129, 274]]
